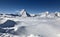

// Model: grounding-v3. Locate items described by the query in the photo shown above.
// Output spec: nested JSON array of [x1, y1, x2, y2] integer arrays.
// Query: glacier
[[0, 9, 60, 37]]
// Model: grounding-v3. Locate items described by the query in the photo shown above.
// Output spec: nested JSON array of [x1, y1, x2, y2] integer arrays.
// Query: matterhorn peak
[[19, 9, 31, 17]]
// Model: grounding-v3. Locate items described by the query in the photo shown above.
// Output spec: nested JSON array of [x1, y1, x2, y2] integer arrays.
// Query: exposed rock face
[[19, 9, 31, 17]]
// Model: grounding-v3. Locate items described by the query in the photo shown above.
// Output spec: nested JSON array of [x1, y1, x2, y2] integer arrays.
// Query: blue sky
[[0, 0, 60, 13]]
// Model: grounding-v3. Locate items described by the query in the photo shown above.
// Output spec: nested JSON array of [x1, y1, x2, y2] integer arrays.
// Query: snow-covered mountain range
[[0, 9, 60, 37], [0, 9, 60, 18]]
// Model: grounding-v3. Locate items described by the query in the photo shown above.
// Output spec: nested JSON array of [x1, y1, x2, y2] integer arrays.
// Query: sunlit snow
[[0, 9, 60, 37]]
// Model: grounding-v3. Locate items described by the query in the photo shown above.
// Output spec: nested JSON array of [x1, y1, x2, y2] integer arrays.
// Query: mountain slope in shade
[[0, 20, 16, 28]]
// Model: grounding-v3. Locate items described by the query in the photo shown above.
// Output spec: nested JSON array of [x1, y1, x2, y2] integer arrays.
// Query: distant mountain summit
[[19, 9, 31, 17], [0, 9, 60, 18]]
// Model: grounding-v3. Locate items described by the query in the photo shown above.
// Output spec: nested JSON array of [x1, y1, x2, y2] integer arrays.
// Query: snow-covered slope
[[0, 9, 60, 37]]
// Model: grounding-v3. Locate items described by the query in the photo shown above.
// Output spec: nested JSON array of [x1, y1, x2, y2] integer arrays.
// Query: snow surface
[[0, 9, 60, 37]]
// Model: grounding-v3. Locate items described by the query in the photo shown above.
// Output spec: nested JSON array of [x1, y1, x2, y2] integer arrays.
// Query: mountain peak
[[19, 9, 31, 17]]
